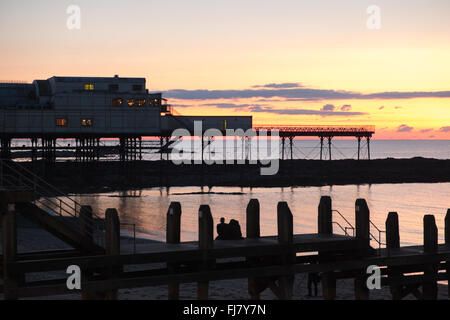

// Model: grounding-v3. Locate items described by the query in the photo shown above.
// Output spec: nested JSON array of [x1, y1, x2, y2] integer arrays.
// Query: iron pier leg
[[328, 137, 332, 161], [367, 137, 371, 160], [320, 137, 324, 161], [357, 137, 361, 161], [289, 137, 293, 160]]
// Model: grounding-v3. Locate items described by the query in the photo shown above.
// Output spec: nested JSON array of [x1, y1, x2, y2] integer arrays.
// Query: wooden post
[[246, 199, 261, 299], [445, 209, 450, 299], [105, 208, 121, 300], [166, 202, 182, 300], [423, 215, 438, 300], [355, 199, 371, 251], [276, 202, 294, 300], [318, 196, 332, 235], [246, 199, 260, 239], [2, 203, 19, 300], [197, 205, 213, 300], [80, 205, 93, 243], [386, 212, 402, 299], [354, 199, 370, 300], [318, 196, 336, 299]]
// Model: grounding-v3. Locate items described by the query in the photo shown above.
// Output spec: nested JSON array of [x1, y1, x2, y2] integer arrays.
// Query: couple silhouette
[[216, 217, 243, 240]]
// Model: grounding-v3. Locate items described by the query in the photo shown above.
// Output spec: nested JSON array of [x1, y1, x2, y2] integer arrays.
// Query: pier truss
[[254, 125, 375, 161], [0, 125, 375, 162]]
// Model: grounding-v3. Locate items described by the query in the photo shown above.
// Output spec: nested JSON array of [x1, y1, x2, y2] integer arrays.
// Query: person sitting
[[216, 217, 229, 240], [229, 219, 243, 240], [216, 218, 243, 240]]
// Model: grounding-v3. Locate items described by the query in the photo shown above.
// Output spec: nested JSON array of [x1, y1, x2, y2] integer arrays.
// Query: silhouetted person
[[216, 218, 243, 240], [216, 217, 228, 240], [229, 219, 243, 239]]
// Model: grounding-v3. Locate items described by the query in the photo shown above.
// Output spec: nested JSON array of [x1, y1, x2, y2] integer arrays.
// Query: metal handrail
[[0, 159, 100, 222], [332, 221, 354, 237], [0, 160, 105, 243], [332, 209, 355, 236], [370, 220, 386, 249], [332, 209, 386, 249]]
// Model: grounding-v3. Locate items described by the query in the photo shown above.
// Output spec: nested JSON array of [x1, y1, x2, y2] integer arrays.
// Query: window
[[109, 84, 119, 92], [56, 118, 68, 127], [84, 84, 94, 91], [112, 98, 123, 107], [150, 98, 160, 107], [132, 84, 143, 91], [81, 119, 93, 127], [127, 99, 135, 107], [136, 99, 146, 107]]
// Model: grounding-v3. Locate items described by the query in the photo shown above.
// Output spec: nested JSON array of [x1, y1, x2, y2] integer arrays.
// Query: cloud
[[439, 126, 450, 132], [321, 104, 335, 111], [394, 106, 402, 109], [252, 83, 303, 89], [397, 124, 414, 132], [379, 106, 385, 110], [340, 104, 352, 111], [420, 128, 433, 133], [249, 106, 367, 117], [201, 103, 252, 109], [164, 87, 450, 101]]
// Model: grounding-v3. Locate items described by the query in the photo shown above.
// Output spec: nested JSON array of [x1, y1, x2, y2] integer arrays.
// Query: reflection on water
[[68, 183, 450, 247]]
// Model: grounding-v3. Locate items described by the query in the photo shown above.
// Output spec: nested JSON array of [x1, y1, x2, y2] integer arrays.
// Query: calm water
[[12, 139, 450, 161], [70, 183, 450, 247]]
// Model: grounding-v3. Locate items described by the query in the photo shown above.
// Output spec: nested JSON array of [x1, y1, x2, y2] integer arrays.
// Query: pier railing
[[254, 125, 376, 134], [0, 159, 106, 247]]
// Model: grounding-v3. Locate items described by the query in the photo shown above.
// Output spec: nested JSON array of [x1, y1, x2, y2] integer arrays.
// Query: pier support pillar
[[166, 202, 182, 300], [274, 202, 294, 300], [320, 137, 324, 161], [289, 137, 294, 160], [246, 199, 261, 300], [104, 208, 121, 300], [386, 212, 403, 299], [423, 215, 438, 300], [197, 205, 214, 300], [367, 137, 371, 160], [354, 199, 371, 300], [328, 137, 332, 161], [357, 137, 361, 161], [318, 196, 336, 300]]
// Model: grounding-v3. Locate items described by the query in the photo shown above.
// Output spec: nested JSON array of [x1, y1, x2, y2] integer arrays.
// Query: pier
[[0, 124, 375, 163]]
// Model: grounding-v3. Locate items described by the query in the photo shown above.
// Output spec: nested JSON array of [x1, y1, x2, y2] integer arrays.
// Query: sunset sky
[[1, 0, 449, 139]]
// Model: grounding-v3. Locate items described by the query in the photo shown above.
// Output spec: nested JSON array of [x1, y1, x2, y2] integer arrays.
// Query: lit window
[[56, 118, 68, 127], [127, 99, 135, 107], [112, 98, 123, 107], [150, 98, 160, 107], [136, 99, 146, 107], [84, 84, 94, 91], [81, 119, 93, 127]]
